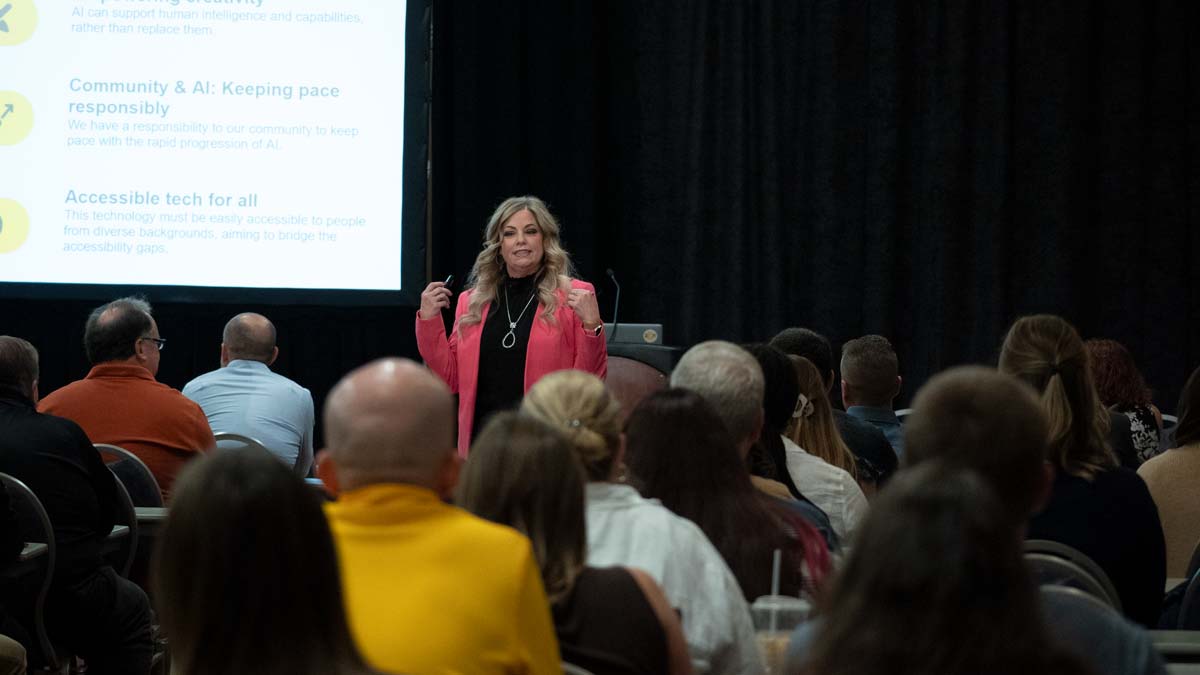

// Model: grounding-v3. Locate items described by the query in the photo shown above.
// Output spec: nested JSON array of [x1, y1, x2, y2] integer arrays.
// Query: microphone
[[606, 268, 620, 344]]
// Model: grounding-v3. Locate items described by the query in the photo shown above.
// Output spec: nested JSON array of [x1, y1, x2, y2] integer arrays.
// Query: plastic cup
[[751, 595, 811, 674]]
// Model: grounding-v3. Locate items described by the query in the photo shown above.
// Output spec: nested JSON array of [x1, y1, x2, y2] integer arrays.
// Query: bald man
[[183, 313, 314, 475], [317, 358, 560, 675]]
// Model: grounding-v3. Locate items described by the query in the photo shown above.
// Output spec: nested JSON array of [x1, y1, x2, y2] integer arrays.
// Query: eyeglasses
[[138, 336, 166, 351]]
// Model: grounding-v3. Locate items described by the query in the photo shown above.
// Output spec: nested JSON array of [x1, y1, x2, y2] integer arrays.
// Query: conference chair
[[94, 444, 163, 508], [212, 431, 271, 455], [0, 473, 71, 674], [605, 356, 668, 425], [1025, 539, 1123, 612], [103, 468, 138, 579]]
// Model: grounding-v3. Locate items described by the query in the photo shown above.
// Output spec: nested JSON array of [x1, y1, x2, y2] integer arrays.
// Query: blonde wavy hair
[[459, 196, 576, 330], [521, 370, 622, 481], [999, 314, 1116, 480], [786, 355, 859, 479]]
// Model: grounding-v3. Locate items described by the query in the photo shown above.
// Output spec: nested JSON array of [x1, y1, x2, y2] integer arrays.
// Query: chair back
[[105, 468, 138, 578], [0, 473, 64, 670], [1026, 554, 1117, 610], [213, 431, 271, 454], [95, 443, 164, 507], [1027, 538, 1118, 607], [605, 356, 668, 424]]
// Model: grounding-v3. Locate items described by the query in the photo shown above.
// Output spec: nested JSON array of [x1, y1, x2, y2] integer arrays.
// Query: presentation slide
[[0, 0, 408, 292]]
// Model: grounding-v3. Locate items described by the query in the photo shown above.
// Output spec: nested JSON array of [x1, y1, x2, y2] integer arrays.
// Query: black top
[[1107, 411, 1141, 469], [0, 390, 117, 581], [553, 566, 668, 675], [473, 272, 541, 437], [832, 409, 898, 485], [1027, 465, 1166, 628]]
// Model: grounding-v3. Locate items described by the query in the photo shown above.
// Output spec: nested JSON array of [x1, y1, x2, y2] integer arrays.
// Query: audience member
[[154, 449, 378, 675], [902, 365, 1165, 675], [1086, 338, 1164, 464], [459, 412, 693, 675], [670, 341, 834, 550], [521, 370, 762, 675], [742, 343, 837, 549], [791, 465, 1093, 675], [182, 312, 315, 475], [1000, 314, 1165, 627], [1138, 365, 1200, 578], [0, 336, 153, 674], [771, 327, 896, 484], [0, 481, 28, 675], [625, 388, 830, 600], [38, 297, 213, 498], [840, 335, 905, 458], [787, 356, 861, 479], [782, 356, 869, 540], [318, 358, 560, 675]]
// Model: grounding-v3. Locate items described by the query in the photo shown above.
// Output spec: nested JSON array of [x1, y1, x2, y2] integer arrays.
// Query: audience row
[[0, 295, 1193, 675]]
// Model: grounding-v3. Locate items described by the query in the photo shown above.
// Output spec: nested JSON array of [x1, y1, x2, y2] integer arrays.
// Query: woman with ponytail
[[999, 314, 1165, 627]]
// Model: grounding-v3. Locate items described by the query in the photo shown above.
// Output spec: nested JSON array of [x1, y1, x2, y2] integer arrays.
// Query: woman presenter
[[416, 195, 608, 455]]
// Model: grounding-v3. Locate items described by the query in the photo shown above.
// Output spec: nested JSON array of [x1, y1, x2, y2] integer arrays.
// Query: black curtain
[[432, 0, 1200, 409], [6, 1, 1199, 446]]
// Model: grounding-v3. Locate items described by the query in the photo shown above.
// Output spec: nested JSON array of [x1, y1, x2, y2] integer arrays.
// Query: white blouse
[[584, 482, 765, 675], [781, 435, 869, 544]]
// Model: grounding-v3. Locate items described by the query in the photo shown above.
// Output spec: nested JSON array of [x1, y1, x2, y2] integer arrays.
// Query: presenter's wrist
[[583, 321, 603, 336]]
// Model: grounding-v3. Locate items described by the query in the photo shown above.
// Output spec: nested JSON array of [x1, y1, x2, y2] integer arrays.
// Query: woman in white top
[[782, 355, 869, 542], [522, 370, 764, 675]]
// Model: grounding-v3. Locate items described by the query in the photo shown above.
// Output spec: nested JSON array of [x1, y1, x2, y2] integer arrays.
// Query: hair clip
[[567, 419, 582, 428], [792, 393, 815, 419]]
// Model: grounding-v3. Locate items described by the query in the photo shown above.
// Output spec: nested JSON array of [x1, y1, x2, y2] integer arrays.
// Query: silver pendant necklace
[[502, 282, 538, 349]]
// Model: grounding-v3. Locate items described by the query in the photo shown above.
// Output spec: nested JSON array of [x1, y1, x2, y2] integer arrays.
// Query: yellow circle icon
[[0, 199, 30, 253], [0, 91, 33, 145], [0, 0, 38, 46]]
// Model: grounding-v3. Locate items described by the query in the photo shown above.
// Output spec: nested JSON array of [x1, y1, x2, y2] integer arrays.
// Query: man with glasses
[[39, 296, 214, 499]]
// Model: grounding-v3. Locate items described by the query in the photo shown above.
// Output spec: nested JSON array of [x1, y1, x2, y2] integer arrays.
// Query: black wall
[[6, 1, 1199, 447]]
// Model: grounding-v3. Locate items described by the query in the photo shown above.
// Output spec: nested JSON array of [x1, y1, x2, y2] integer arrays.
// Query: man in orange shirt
[[39, 296, 213, 499], [318, 358, 561, 675]]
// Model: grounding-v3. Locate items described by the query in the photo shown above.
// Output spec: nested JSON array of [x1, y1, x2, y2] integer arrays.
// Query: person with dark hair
[[416, 196, 607, 455], [1000, 314, 1165, 627], [521, 370, 762, 675], [318, 358, 560, 674], [1086, 338, 1164, 464], [1138, 365, 1200, 577], [154, 448, 378, 675], [792, 465, 1094, 675], [459, 412, 693, 675], [742, 343, 836, 549], [770, 327, 897, 485], [183, 312, 315, 474], [840, 335, 905, 458], [38, 297, 213, 497], [0, 336, 154, 674], [624, 389, 830, 601], [901, 365, 1165, 675]]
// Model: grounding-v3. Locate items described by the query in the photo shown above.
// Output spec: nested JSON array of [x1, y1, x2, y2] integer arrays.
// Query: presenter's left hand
[[567, 288, 602, 329]]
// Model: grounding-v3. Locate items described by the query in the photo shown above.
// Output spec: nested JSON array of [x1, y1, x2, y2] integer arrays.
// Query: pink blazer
[[416, 278, 608, 456]]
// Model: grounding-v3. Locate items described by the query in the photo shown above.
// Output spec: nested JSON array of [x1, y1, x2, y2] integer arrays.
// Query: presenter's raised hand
[[419, 281, 453, 320], [567, 287, 602, 329]]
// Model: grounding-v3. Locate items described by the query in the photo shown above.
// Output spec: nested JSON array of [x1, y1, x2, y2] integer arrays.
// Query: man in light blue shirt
[[183, 313, 314, 475], [840, 335, 905, 459]]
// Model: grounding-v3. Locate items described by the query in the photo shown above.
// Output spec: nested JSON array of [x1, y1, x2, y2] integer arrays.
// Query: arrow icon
[[0, 215, 4, 235], [0, 104, 11, 127], [0, 4, 11, 33]]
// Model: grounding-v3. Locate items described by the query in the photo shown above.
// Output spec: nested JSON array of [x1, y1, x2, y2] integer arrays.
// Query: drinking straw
[[770, 548, 782, 632]]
